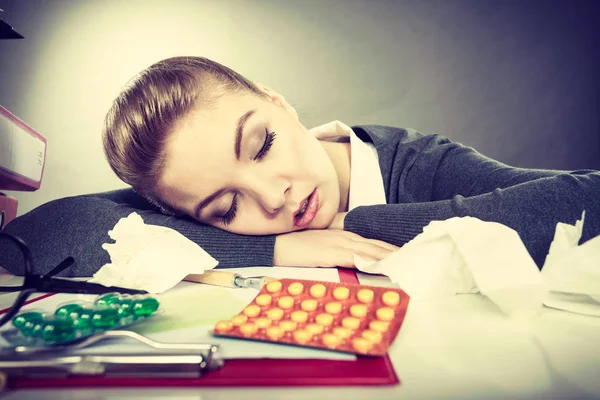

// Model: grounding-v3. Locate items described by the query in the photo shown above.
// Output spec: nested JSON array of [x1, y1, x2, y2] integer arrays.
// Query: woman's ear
[[256, 83, 299, 121]]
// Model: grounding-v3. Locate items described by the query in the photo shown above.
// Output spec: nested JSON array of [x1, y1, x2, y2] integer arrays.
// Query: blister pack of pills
[[6, 292, 160, 346], [212, 279, 409, 356]]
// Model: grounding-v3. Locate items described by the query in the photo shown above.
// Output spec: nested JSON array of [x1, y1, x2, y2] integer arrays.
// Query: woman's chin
[[311, 213, 337, 230]]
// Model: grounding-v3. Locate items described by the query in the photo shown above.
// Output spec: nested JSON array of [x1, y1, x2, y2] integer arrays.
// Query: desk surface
[[1, 271, 599, 400]]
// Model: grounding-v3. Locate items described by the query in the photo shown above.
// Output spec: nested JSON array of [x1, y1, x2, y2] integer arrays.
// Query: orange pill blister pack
[[212, 278, 410, 356]]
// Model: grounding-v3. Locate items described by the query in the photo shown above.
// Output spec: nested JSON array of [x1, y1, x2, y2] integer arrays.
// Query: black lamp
[[0, 9, 24, 39]]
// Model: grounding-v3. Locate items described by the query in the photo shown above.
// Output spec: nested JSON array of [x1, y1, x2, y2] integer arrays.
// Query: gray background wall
[[1, 0, 599, 216]]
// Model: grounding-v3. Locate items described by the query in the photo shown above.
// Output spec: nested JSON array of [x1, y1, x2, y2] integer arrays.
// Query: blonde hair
[[102, 56, 266, 213]]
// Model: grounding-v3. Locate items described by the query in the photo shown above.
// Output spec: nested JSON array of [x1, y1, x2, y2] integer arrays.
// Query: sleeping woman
[[1, 56, 599, 276]]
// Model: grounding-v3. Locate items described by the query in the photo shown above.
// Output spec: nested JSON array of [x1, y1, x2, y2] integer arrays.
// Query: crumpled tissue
[[89, 212, 218, 293], [540, 212, 600, 316], [356, 212, 599, 318]]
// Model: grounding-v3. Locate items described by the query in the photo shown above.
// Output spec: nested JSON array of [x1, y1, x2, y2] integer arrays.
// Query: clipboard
[[2, 269, 403, 388]]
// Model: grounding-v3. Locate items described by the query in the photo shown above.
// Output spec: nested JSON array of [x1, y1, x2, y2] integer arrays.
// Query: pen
[[185, 270, 277, 290]]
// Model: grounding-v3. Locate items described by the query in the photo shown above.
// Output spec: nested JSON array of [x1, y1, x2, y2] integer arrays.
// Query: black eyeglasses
[[0, 232, 146, 328]]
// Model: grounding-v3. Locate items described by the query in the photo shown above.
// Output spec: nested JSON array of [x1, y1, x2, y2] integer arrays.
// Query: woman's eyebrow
[[195, 188, 226, 219], [235, 109, 256, 160]]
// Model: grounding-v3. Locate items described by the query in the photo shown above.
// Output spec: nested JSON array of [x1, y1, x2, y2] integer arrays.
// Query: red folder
[[2, 269, 407, 388]]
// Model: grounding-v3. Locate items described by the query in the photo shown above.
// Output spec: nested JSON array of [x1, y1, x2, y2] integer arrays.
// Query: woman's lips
[[294, 189, 318, 229]]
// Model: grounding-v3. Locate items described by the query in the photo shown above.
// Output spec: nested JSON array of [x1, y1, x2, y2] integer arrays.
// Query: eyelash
[[222, 129, 276, 225], [221, 193, 238, 226], [254, 129, 276, 161]]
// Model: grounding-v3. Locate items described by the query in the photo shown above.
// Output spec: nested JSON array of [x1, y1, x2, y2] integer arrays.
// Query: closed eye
[[219, 129, 274, 225], [254, 128, 276, 161], [221, 193, 238, 226]]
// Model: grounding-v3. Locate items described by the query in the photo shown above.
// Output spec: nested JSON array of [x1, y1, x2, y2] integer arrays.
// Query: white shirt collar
[[310, 121, 386, 210]]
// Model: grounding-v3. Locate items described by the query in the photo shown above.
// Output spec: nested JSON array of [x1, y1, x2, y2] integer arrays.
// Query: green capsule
[[41, 319, 75, 343], [12, 311, 44, 330], [14, 312, 45, 337], [31, 322, 45, 338], [117, 295, 133, 316], [91, 308, 120, 328], [117, 307, 131, 318], [21, 320, 44, 337], [132, 297, 159, 316], [94, 292, 121, 308], [73, 308, 94, 329], [55, 303, 84, 320]]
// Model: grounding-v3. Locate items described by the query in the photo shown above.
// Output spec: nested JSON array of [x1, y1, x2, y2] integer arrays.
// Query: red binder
[[2, 269, 406, 388]]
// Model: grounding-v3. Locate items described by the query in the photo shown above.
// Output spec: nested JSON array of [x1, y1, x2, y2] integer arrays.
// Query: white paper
[[82, 268, 353, 361], [89, 212, 218, 293]]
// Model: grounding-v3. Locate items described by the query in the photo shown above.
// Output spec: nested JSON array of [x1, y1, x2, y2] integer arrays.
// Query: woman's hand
[[327, 212, 348, 230], [273, 229, 398, 268]]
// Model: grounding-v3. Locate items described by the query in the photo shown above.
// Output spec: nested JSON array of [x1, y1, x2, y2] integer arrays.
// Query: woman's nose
[[256, 179, 290, 214]]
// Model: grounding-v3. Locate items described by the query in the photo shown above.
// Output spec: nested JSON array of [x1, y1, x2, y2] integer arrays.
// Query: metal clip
[[0, 330, 223, 378]]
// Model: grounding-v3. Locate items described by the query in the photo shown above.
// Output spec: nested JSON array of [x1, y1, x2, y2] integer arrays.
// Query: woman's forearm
[[345, 171, 600, 268], [0, 192, 276, 277]]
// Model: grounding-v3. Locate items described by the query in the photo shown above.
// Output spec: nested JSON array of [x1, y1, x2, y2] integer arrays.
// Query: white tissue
[[541, 212, 600, 316], [356, 217, 547, 318], [89, 212, 218, 293], [357, 213, 600, 317], [354, 223, 479, 297]]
